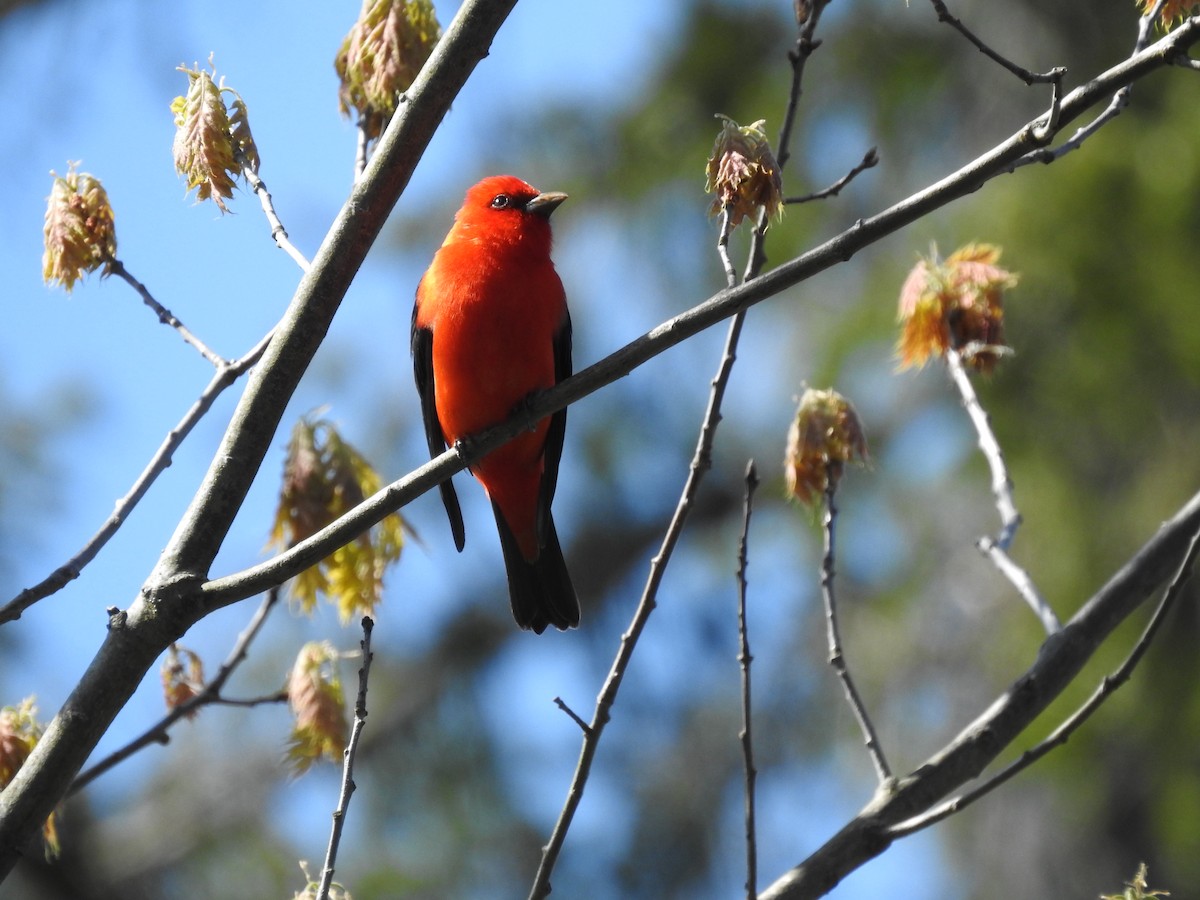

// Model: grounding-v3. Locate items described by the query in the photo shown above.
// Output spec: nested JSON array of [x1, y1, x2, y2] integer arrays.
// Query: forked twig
[[944, 347, 1060, 634], [1015, 0, 1179, 168], [69, 588, 283, 795]]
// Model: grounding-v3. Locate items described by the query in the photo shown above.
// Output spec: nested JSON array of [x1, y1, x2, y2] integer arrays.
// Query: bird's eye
[[490, 194, 511, 209]]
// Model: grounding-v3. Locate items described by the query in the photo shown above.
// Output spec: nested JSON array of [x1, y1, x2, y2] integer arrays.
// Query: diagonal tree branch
[[759, 488, 1200, 899], [0, 328, 274, 625]]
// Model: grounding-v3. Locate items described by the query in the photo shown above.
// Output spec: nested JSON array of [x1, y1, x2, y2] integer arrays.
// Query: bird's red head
[[447, 175, 568, 253]]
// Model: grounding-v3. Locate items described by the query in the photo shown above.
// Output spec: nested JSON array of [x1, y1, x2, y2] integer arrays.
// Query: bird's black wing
[[411, 298, 465, 552], [536, 309, 572, 548]]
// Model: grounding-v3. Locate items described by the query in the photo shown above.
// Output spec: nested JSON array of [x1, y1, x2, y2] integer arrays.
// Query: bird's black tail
[[492, 502, 579, 633]]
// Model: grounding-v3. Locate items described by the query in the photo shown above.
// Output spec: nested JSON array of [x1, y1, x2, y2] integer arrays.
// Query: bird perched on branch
[[412, 175, 579, 633]]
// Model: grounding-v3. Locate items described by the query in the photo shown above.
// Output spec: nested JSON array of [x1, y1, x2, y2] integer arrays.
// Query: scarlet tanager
[[411, 175, 580, 633]]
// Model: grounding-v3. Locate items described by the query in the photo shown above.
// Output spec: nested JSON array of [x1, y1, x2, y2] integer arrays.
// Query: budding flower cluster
[[161, 644, 206, 718], [171, 63, 260, 213], [0, 699, 59, 858], [1137, 0, 1198, 28], [335, 0, 442, 143], [705, 115, 784, 228], [285, 642, 348, 774], [784, 388, 868, 507], [896, 243, 1016, 374], [270, 416, 405, 624], [42, 164, 117, 293]]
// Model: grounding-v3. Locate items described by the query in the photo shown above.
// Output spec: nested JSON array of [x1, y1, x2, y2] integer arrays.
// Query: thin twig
[[318, 616, 375, 900], [717, 208, 738, 286], [553, 697, 591, 735], [354, 124, 370, 182], [69, 588, 283, 795], [888, 524, 1200, 838], [821, 479, 893, 784], [776, 0, 833, 170], [242, 165, 311, 272], [109, 260, 227, 366], [1015, 2, 1178, 169], [0, 328, 274, 624], [929, 0, 1067, 86], [944, 348, 1061, 633], [529, 309, 749, 900], [783, 148, 879, 205], [736, 460, 760, 900]]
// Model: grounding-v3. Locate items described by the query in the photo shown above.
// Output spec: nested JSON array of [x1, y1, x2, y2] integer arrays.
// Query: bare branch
[[553, 697, 591, 735], [943, 347, 1060, 633], [758, 489, 1200, 899], [69, 588, 282, 796], [821, 479, 892, 784], [717, 208, 738, 286], [242, 165, 311, 272], [737, 460, 760, 900], [0, 328, 273, 624], [783, 148, 879, 205], [1014, 7, 1195, 169], [108, 260, 227, 366], [529, 309, 750, 900], [776, 0, 833, 170], [317, 616, 374, 900], [929, 0, 1067, 86]]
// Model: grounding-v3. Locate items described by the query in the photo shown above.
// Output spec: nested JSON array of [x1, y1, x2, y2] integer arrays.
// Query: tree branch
[[737, 461, 760, 900], [529, 305, 749, 900], [0, 329, 273, 624], [68, 588, 282, 796], [316, 617, 374, 900], [758, 488, 1200, 899], [108, 260, 227, 366], [821, 479, 892, 785], [887, 523, 1200, 837]]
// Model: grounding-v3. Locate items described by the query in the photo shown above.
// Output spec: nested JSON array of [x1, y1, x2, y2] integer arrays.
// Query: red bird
[[411, 175, 579, 633]]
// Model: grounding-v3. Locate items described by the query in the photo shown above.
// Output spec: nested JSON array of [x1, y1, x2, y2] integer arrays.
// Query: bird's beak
[[526, 191, 568, 218]]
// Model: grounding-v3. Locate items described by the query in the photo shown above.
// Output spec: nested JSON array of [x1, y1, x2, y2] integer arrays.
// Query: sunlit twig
[[317, 616, 374, 900], [109, 260, 226, 366], [944, 347, 1060, 634], [0, 328, 274, 625], [242, 164, 311, 272]]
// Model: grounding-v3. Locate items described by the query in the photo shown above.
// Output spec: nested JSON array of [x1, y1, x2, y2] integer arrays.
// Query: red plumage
[[412, 175, 579, 633]]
